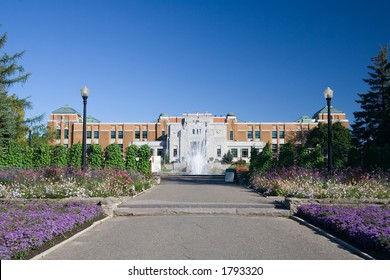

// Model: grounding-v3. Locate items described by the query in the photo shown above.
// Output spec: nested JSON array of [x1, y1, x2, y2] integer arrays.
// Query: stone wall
[[284, 197, 390, 214]]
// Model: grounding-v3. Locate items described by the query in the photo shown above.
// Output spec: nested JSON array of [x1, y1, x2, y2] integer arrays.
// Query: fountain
[[184, 120, 210, 174]]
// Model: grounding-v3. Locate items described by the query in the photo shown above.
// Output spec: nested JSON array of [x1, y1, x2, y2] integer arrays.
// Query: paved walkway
[[115, 176, 290, 216], [37, 176, 363, 260]]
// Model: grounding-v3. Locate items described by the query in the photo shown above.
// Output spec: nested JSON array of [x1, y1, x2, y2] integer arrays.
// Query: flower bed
[[0, 201, 104, 260], [297, 204, 390, 259], [250, 167, 390, 199], [0, 167, 154, 199]]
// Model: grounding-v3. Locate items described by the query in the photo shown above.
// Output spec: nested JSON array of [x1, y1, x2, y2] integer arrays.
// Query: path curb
[[31, 216, 111, 260], [290, 216, 375, 260]]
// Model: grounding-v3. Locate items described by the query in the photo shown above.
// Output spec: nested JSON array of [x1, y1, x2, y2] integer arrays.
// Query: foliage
[[137, 144, 152, 176], [0, 167, 148, 199], [33, 143, 51, 167], [278, 143, 295, 167], [353, 45, 390, 148], [87, 144, 103, 170], [297, 204, 390, 258], [296, 146, 324, 169], [0, 29, 43, 147], [250, 143, 273, 173], [250, 167, 390, 199], [104, 144, 124, 169], [51, 145, 67, 168], [68, 143, 82, 169], [125, 144, 138, 171], [222, 150, 233, 164], [0, 201, 103, 260], [305, 122, 351, 168]]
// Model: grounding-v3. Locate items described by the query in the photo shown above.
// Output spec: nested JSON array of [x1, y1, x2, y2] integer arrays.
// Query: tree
[[87, 144, 103, 169], [0, 28, 43, 147], [222, 150, 233, 164], [250, 143, 273, 173], [33, 143, 51, 167], [278, 143, 295, 167], [137, 144, 152, 176], [104, 144, 124, 169], [352, 45, 390, 147], [305, 122, 351, 168], [68, 143, 82, 169], [51, 144, 68, 168], [125, 144, 138, 171]]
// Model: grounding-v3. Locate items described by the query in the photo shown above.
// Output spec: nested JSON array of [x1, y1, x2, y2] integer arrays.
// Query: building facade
[[48, 106, 348, 165]]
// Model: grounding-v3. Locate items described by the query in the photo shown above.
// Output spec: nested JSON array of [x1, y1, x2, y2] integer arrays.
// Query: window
[[56, 129, 61, 139], [255, 130, 260, 139], [272, 131, 277, 139], [173, 148, 178, 157], [248, 131, 253, 139], [279, 131, 285, 139], [162, 130, 166, 139], [230, 131, 233, 140], [217, 146, 221, 157], [64, 144, 68, 148], [241, 148, 249, 158], [272, 144, 278, 153], [142, 131, 148, 139], [157, 149, 163, 156], [94, 131, 99, 139], [135, 130, 140, 139], [118, 131, 123, 139], [86, 144, 91, 150], [87, 131, 92, 139], [231, 148, 238, 157], [118, 144, 123, 153], [64, 129, 69, 139], [111, 131, 116, 139]]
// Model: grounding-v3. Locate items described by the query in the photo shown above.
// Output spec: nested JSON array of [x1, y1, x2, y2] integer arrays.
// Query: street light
[[28, 126, 32, 147], [323, 87, 333, 172], [80, 86, 90, 171]]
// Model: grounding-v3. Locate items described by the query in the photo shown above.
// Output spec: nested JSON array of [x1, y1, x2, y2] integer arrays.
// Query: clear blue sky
[[2, 0, 390, 124]]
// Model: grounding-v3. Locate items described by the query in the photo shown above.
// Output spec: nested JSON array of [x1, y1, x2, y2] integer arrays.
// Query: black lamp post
[[80, 86, 90, 171], [323, 87, 333, 172], [28, 126, 32, 147]]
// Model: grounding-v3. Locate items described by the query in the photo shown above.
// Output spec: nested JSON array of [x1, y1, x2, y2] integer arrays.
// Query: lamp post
[[80, 86, 90, 171], [28, 126, 32, 147], [323, 87, 333, 172]]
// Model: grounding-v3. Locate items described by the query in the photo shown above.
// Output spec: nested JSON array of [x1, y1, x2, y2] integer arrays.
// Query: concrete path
[[37, 176, 363, 260], [115, 176, 290, 216]]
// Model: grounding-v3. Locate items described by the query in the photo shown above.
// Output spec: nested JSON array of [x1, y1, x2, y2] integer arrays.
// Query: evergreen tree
[[68, 143, 82, 169], [305, 122, 351, 168], [87, 144, 103, 169], [352, 45, 390, 147], [51, 144, 68, 168], [104, 144, 125, 169], [125, 144, 138, 171], [278, 143, 295, 167], [0, 28, 43, 146], [138, 144, 152, 175]]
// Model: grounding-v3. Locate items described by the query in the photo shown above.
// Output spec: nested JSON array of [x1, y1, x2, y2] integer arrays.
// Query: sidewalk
[[115, 176, 290, 217]]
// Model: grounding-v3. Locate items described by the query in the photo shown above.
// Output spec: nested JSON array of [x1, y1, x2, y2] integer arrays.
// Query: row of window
[[228, 130, 285, 140], [57, 129, 148, 140]]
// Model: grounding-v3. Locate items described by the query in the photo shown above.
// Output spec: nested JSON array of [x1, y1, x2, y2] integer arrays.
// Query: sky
[[2, 0, 390, 125]]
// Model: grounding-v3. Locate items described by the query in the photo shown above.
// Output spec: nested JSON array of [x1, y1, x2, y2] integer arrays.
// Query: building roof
[[295, 116, 315, 123], [312, 106, 344, 118], [52, 105, 80, 115], [86, 115, 101, 123]]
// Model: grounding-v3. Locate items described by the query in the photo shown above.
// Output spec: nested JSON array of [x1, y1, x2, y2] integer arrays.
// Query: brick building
[[48, 105, 348, 164]]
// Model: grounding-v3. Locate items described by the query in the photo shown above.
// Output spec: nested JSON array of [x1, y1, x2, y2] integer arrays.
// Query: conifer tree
[[352, 45, 390, 147]]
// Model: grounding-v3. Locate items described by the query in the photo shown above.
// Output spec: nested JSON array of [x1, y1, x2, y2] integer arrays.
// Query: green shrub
[[104, 144, 124, 169], [51, 145, 68, 167], [68, 143, 82, 169], [87, 144, 103, 169], [125, 144, 138, 171]]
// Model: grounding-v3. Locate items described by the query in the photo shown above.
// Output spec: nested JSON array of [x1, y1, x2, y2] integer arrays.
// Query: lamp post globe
[[80, 86, 89, 171], [323, 87, 333, 172]]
